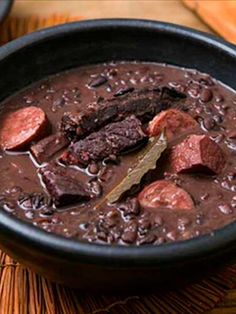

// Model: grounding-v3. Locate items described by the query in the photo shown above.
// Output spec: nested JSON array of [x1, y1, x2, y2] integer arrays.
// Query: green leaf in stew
[[106, 131, 167, 204]]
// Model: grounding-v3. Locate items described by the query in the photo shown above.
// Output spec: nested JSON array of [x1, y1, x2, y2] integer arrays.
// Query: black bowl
[[1, 19, 236, 290], [0, 0, 13, 23]]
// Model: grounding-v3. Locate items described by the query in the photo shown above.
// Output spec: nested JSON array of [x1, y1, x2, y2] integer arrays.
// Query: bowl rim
[[0, 0, 13, 23], [1, 18, 236, 267]]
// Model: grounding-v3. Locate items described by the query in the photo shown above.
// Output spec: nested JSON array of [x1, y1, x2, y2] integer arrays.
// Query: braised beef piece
[[60, 115, 147, 166], [30, 133, 69, 164], [39, 164, 90, 207], [61, 87, 185, 141]]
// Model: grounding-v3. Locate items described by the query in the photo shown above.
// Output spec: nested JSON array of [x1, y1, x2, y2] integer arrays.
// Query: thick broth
[[1, 62, 236, 245]]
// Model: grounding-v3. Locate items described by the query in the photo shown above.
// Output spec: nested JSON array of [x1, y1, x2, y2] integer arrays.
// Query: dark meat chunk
[[61, 87, 185, 140], [30, 133, 69, 164], [60, 115, 147, 166], [39, 164, 90, 207], [170, 134, 226, 174]]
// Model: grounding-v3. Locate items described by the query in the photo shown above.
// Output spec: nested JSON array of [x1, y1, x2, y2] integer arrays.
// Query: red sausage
[[0, 106, 47, 150], [138, 180, 194, 210], [147, 109, 197, 140], [170, 134, 226, 174]]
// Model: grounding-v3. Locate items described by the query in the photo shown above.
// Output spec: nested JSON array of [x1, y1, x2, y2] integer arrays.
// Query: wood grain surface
[[12, 0, 211, 33]]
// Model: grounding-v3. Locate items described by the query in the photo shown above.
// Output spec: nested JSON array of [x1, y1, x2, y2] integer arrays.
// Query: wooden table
[[12, 0, 211, 33]]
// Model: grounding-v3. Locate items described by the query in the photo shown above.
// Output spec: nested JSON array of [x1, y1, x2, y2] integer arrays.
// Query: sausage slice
[[0, 106, 47, 150], [138, 180, 194, 210], [170, 134, 226, 174], [147, 109, 198, 140]]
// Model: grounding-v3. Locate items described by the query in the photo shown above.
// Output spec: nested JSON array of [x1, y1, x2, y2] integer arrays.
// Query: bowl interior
[[1, 19, 236, 103], [1, 19, 236, 265]]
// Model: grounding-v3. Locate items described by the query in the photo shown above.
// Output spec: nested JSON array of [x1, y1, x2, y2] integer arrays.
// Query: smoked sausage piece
[[0, 106, 47, 150], [138, 180, 194, 210], [147, 109, 197, 140], [170, 134, 226, 174]]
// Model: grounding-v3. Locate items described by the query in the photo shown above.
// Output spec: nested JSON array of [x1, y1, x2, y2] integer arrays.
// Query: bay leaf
[[106, 132, 167, 204]]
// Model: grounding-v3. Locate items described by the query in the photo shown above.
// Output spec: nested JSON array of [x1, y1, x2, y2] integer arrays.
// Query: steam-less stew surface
[[1, 62, 236, 245]]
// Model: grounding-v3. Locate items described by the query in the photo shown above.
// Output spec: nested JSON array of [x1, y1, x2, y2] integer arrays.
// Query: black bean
[[3, 201, 15, 213], [203, 117, 215, 130], [52, 98, 65, 112], [79, 222, 89, 230], [187, 86, 200, 98], [126, 221, 138, 232], [195, 107, 203, 115], [39, 208, 55, 217], [199, 76, 214, 86], [106, 68, 118, 77], [95, 220, 107, 234], [97, 231, 108, 242], [213, 115, 223, 124], [139, 234, 156, 245], [113, 87, 134, 97], [138, 218, 151, 231], [110, 226, 122, 241], [89, 76, 108, 88], [103, 154, 120, 165], [88, 163, 99, 175], [118, 198, 140, 216], [106, 84, 113, 93], [121, 230, 137, 244], [199, 88, 213, 102], [222, 104, 229, 110]]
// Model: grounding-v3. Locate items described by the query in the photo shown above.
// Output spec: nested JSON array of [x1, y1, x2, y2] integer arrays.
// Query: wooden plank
[[12, 0, 211, 33]]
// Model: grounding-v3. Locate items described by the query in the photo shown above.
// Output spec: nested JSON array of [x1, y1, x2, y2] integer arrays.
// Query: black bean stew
[[0, 62, 236, 246]]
